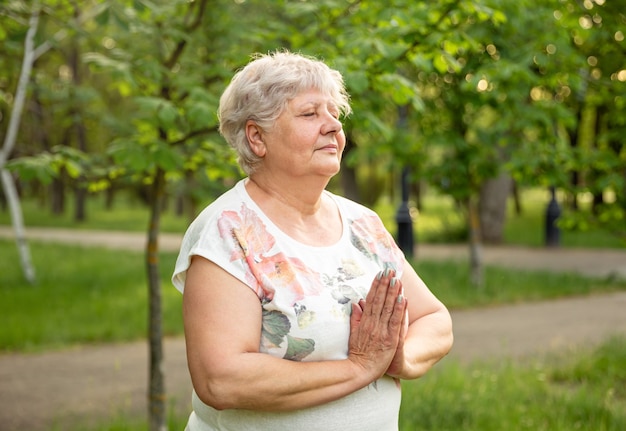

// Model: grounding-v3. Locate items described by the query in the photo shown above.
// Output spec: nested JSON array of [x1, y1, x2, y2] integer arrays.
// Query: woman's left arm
[[385, 259, 454, 380]]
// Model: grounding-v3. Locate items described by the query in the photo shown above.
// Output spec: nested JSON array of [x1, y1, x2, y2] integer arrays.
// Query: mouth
[[316, 144, 338, 152]]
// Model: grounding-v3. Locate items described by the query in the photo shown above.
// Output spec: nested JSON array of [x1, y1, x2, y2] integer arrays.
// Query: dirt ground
[[1, 226, 625, 431]]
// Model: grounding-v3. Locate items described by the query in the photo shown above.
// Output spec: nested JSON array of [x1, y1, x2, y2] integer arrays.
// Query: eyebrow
[[295, 99, 339, 111]]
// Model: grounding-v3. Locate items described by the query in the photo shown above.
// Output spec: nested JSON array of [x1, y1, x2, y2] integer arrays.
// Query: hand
[[385, 303, 409, 378], [347, 269, 407, 381]]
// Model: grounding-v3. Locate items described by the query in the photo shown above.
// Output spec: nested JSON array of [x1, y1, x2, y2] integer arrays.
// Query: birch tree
[[0, 3, 40, 284]]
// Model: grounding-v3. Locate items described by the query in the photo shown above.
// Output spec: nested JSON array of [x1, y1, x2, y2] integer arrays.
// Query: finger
[[379, 276, 403, 326], [366, 268, 396, 318], [350, 301, 363, 327], [387, 290, 407, 335]]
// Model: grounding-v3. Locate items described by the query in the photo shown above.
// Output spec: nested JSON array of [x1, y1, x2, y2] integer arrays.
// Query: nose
[[321, 111, 343, 136]]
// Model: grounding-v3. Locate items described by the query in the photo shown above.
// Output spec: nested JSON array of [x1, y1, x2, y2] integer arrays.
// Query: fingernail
[[390, 277, 396, 287], [376, 271, 383, 280], [383, 268, 390, 277], [397, 293, 404, 303]]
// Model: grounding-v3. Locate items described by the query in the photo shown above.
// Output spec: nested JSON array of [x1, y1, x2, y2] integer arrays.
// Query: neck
[[245, 172, 343, 247], [247, 173, 330, 216]]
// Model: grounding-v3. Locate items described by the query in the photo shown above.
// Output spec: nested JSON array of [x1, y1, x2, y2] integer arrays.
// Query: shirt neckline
[[235, 178, 349, 251]]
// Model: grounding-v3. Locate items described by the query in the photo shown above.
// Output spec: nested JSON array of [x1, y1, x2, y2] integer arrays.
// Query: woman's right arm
[[183, 255, 406, 412]]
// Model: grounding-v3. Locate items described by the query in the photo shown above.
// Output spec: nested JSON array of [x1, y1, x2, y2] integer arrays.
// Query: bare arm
[[183, 256, 406, 412], [385, 259, 454, 380]]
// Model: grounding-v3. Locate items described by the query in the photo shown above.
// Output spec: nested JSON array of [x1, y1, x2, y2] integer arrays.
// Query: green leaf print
[[262, 310, 291, 348], [284, 335, 315, 361], [349, 230, 374, 260]]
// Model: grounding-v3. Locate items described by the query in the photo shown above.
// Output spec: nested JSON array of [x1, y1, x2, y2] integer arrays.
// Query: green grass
[[399, 336, 626, 431], [0, 240, 183, 352], [2, 239, 625, 353], [413, 259, 626, 309], [51, 407, 189, 431], [55, 336, 626, 431]]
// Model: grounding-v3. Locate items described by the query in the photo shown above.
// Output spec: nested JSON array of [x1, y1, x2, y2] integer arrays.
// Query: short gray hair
[[218, 51, 352, 175]]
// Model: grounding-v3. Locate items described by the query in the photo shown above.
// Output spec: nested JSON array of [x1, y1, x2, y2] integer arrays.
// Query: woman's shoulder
[[326, 191, 380, 223], [186, 180, 249, 232]]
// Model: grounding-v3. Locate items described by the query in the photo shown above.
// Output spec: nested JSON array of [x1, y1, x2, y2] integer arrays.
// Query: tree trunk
[[479, 172, 513, 244], [340, 135, 360, 202], [68, 5, 89, 222], [511, 180, 522, 216], [567, 103, 585, 210], [591, 106, 604, 216], [147, 167, 167, 431], [0, 5, 40, 285], [467, 197, 483, 288], [51, 177, 65, 215], [1, 170, 36, 284]]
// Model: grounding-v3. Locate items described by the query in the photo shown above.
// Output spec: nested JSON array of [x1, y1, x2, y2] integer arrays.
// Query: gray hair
[[218, 51, 352, 175]]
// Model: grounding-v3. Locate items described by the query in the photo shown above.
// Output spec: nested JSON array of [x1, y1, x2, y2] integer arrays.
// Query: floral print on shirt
[[349, 214, 401, 273], [216, 202, 402, 362]]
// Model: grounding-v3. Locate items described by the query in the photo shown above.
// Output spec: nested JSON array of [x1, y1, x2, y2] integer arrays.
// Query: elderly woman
[[172, 51, 453, 431]]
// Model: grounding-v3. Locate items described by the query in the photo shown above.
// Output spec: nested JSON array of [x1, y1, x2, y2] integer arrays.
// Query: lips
[[316, 144, 338, 151]]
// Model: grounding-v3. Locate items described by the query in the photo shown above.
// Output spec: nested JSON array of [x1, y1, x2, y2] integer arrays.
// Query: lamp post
[[395, 166, 414, 257], [394, 104, 414, 257]]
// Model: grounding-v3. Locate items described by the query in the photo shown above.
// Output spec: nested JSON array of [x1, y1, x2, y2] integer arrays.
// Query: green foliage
[[6, 146, 87, 184], [2, 0, 623, 241]]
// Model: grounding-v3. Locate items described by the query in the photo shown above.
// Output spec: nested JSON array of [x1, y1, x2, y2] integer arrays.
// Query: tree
[[556, 0, 626, 241], [5, 2, 624, 428], [0, 1, 40, 284]]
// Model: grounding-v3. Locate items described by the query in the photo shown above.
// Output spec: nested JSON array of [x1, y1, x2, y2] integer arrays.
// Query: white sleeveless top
[[173, 179, 405, 431]]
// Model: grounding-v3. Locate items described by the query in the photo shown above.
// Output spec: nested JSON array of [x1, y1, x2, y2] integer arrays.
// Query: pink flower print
[[232, 227, 276, 302], [253, 253, 323, 306], [218, 204, 275, 262], [217, 204, 278, 301], [350, 215, 401, 265], [217, 203, 323, 305]]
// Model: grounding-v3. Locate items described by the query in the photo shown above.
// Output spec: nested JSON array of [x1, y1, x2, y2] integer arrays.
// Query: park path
[[1, 226, 626, 431]]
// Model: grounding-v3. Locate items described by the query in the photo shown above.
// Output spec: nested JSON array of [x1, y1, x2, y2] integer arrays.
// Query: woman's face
[[257, 89, 346, 180]]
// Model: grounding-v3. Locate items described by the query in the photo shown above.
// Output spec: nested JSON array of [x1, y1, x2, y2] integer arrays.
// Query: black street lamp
[[395, 166, 414, 257]]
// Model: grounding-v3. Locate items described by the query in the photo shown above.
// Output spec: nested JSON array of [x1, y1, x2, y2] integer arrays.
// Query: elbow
[[441, 327, 454, 358], [194, 378, 241, 411], [439, 309, 454, 358]]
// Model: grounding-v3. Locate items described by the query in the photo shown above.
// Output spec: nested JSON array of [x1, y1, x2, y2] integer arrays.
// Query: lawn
[[45, 337, 626, 431], [2, 239, 625, 352], [1, 187, 625, 430], [399, 336, 626, 431]]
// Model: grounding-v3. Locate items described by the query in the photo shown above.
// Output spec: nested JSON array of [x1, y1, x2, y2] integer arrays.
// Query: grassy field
[[1, 188, 625, 430], [0, 241, 183, 352], [46, 336, 626, 431], [2, 239, 625, 352], [399, 336, 626, 431]]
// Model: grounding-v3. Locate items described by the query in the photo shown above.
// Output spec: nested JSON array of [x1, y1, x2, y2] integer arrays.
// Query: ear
[[245, 120, 266, 157]]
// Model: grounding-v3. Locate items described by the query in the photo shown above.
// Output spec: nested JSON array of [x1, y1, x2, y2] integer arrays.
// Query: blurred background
[[1, 1, 625, 430]]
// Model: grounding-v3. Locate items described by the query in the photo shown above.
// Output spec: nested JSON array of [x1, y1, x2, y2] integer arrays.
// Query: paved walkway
[[1, 226, 626, 430]]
